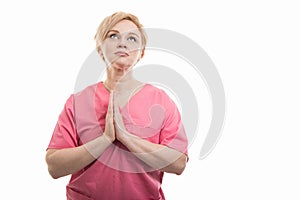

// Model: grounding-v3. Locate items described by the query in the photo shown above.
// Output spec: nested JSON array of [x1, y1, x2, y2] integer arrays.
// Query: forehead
[[110, 19, 140, 35]]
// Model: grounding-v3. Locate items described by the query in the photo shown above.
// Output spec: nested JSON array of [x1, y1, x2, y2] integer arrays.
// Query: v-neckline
[[117, 83, 148, 110], [101, 81, 148, 110]]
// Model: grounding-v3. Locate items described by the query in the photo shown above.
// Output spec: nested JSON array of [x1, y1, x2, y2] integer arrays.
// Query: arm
[[46, 135, 112, 179], [46, 92, 116, 179], [117, 132, 187, 175], [114, 101, 187, 175]]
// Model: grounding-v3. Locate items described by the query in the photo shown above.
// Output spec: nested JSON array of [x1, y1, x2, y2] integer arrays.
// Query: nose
[[117, 37, 127, 49]]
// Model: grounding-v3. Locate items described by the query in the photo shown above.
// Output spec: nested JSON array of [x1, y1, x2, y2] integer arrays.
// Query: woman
[[46, 11, 188, 200]]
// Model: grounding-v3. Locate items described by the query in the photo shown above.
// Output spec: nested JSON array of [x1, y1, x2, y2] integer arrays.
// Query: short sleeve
[[47, 95, 78, 149], [159, 93, 188, 155]]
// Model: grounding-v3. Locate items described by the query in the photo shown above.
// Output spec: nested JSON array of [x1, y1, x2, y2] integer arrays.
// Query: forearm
[[119, 134, 187, 175], [46, 135, 112, 179]]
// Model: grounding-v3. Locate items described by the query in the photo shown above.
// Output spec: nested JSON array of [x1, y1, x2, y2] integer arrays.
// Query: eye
[[128, 36, 137, 42], [109, 33, 119, 39]]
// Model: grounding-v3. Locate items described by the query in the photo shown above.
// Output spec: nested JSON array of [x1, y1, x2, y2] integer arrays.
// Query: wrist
[[116, 130, 128, 142], [117, 130, 135, 143], [103, 133, 115, 143]]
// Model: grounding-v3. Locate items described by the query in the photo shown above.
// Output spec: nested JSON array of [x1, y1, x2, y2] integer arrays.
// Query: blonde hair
[[94, 11, 147, 59]]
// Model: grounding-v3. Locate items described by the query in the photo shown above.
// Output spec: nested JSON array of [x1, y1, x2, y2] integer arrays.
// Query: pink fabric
[[47, 82, 188, 200]]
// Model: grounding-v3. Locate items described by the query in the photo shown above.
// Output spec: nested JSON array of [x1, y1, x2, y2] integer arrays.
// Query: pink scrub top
[[47, 82, 188, 200]]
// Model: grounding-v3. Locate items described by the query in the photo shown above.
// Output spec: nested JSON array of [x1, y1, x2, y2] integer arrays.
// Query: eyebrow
[[107, 30, 140, 37]]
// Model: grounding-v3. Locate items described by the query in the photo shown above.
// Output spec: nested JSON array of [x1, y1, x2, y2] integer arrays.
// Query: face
[[100, 20, 143, 72]]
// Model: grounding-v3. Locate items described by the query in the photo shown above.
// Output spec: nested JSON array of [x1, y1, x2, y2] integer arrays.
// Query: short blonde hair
[[94, 11, 147, 59]]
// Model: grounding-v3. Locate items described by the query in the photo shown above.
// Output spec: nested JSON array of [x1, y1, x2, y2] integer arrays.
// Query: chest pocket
[[122, 104, 166, 140]]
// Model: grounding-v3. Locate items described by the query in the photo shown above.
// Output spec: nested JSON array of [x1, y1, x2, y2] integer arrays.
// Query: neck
[[104, 66, 138, 92]]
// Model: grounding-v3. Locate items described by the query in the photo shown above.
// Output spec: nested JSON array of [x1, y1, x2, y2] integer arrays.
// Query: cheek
[[133, 51, 143, 62], [102, 44, 113, 55], [101, 40, 116, 53], [130, 49, 142, 59], [102, 46, 115, 62]]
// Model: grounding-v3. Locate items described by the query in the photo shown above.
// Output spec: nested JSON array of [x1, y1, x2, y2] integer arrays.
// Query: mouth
[[114, 51, 129, 57]]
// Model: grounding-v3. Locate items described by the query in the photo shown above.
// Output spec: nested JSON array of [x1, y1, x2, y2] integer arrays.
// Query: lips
[[114, 51, 129, 57]]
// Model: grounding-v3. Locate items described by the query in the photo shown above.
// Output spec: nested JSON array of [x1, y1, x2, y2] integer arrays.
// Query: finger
[[106, 91, 114, 122], [113, 103, 125, 130], [112, 93, 121, 126], [113, 95, 120, 122], [113, 91, 120, 120]]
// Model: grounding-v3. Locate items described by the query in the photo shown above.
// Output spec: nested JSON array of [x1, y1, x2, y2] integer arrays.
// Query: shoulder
[[73, 82, 100, 97], [143, 84, 175, 105], [143, 84, 168, 97], [63, 82, 102, 108]]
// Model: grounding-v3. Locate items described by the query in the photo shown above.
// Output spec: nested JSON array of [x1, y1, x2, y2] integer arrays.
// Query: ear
[[137, 48, 145, 62], [97, 47, 103, 56], [142, 48, 145, 57], [97, 47, 106, 61]]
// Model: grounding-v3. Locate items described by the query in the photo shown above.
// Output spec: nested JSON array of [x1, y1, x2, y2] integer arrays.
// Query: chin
[[111, 65, 130, 76], [114, 60, 135, 69]]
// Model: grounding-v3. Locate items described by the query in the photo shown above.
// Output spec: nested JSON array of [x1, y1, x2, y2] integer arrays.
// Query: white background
[[1, 0, 299, 199]]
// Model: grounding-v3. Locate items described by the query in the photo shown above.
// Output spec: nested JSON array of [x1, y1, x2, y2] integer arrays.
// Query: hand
[[113, 93, 129, 141], [103, 91, 116, 142]]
